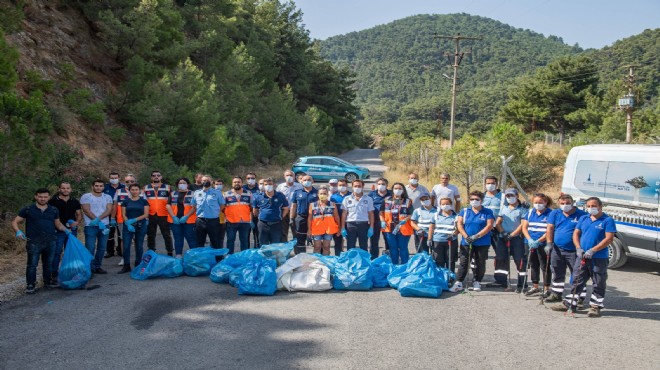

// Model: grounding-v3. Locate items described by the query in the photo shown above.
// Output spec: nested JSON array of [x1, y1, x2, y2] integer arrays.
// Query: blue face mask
[[215, 185, 223, 191], [303, 181, 312, 187]]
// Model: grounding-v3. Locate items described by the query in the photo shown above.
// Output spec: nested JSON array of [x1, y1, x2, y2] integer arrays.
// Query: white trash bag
[[276, 253, 332, 292]]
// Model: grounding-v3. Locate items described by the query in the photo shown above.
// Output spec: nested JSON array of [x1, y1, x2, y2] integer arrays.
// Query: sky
[[293, 0, 660, 49]]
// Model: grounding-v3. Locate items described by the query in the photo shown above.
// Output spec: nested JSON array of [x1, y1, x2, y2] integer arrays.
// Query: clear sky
[[293, 0, 660, 49]]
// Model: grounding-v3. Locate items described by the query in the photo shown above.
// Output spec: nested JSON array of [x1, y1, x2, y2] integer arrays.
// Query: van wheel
[[345, 172, 358, 182], [608, 237, 628, 269]]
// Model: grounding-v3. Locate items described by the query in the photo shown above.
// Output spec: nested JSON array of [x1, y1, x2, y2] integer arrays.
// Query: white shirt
[[342, 194, 375, 222], [431, 184, 457, 208], [405, 184, 430, 210], [80, 193, 113, 225], [276, 181, 303, 203]]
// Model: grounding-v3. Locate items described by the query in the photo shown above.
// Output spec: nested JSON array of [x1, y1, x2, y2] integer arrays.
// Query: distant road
[[337, 148, 387, 183]]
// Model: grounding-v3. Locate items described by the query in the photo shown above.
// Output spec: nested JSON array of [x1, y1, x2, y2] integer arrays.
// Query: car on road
[[292, 156, 370, 182]]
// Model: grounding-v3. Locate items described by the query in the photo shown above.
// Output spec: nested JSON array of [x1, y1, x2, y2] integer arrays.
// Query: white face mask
[[393, 189, 403, 196], [506, 196, 517, 204], [330, 186, 338, 192], [215, 185, 223, 191], [109, 179, 119, 185], [470, 200, 481, 208], [247, 179, 256, 186], [587, 207, 599, 215], [440, 204, 453, 212], [559, 204, 573, 212], [409, 179, 418, 185], [377, 184, 387, 192], [285, 176, 294, 183], [338, 186, 347, 193], [533, 203, 546, 211], [421, 199, 431, 207], [258, 185, 264, 191], [353, 187, 363, 194], [485, 184, 496, 192], [178, 184, 188, 191], [265, 185, 274, 192], [302, 181, 312, 188]]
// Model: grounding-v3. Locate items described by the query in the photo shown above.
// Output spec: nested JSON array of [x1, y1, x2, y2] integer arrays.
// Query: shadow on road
[[615, 258, 660, 275]]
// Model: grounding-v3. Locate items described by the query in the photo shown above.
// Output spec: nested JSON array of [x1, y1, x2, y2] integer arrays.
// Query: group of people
[[12, 170, 615, 317]]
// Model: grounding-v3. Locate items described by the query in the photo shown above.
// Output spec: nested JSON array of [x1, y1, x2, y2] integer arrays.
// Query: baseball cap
[[329, 179, 338, 184], [504, 188, 518, 196]]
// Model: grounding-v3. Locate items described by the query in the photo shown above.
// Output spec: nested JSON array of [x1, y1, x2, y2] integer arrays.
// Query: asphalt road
[[1, 149, 659, 369]]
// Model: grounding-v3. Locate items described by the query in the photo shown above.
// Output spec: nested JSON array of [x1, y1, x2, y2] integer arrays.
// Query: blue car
[[292, 156, 370, 182]]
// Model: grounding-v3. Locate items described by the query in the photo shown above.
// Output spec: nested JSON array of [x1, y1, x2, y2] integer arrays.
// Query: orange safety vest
[[114, 188, 131, 223], [167, 191, 197, 224], [144, 183, 171, 217], [223, 191, 252, 223], [382, 197, 414, 236], [310, 201, 339, 236]]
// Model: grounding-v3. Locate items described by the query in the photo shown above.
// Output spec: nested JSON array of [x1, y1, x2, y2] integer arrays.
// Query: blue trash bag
[[436, 267, 456, 291], [58, 235, 93, 289], [259, 241, 295, 266], [183, 247, 229, 276], [130, 251, 184, 280], [209, 249, 262, 284], [237, 258, 278, 296], [332, 249, 373, 291], [389, 253, 445, 298], [398, 275, 443, 298], [387, 264, 409, 289], [310, 254, 339, 273], [371, 254, 394, 288]]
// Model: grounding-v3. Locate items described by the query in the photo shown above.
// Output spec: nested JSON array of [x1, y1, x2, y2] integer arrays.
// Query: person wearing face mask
[[493, 188, 529, 291], [406, 172, 430, 251], [192, 174, 226, 250], [330, 179, 351, 256], [380, 182, 414, 264], [328, 179, 339, 195], [451, 191, 495, 292], [252, 178, 289, 245], [431, 173, 461, 212], [243, 172, 260, 248], [103, 172, 125, 259], [410, 192, 436, 253], [544, 194, 588, 303], [112, 174, 138, 267], [307, 186, 340, 256], [120, 183, 150, 273], [48, 181, 83, 281], [290, 175, 319, 254], [482, 176, 502, 252], [521, 193, 553, 297], [214, 179, 227, 249], [277, 170, 303, 242], [551, 197, 615, 318], [224, 176, 254, 253], [427, 197, 457, 271], [166, 178, 198, 258], [144, 170, 174, 256], [81, 179, 114, 274], [368, 178, 392, 259], [341, 179, 375, 251]]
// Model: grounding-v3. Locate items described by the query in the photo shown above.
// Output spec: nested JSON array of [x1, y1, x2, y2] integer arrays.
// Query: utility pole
[[617, 64, 639, 143], [434, 33, 482, 147], [436, 108, 442, 139]]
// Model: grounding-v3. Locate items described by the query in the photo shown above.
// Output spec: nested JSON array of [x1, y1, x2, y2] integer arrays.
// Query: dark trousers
[[346, 221, 369, 251], [564, 258, 608, 308], [258, 220, 282, 246], [431, 239, 457, 270], [123, 221, 147, 267], [369, 220, 388, 259], [106, 225, 122, 256], [416, 234, 430, 253], [219, 222, 226, 251], [550, 246, 578, 297], [170, 222, 197, 255], [281, 214, 295, 242], [147, 214, 173, 253], [26, 240, 56, 287], [457, 245, 489, 283], [195, 217, 222, 249], [247, 215, 260, 248], [294, 215, 309, 254], [529, 245, 551, 286], [226, 222, 251, 254], [494, 235, 526, 286], [333, 233, 344, 256]]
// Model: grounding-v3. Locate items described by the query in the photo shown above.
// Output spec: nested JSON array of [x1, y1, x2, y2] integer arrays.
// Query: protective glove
[[15, 230, 27, 240], [584, 249, 595, 259], [98, 222, 107, 230], [172, 216, 181, 225], [380, 221, 387, 229], [110, 219, 117, 227], [392, 225, 400, 235], [398, 219, 407, 226], [67, 219, 76, 228], [126, 224, 136, 232], [341, 229, 347, 238], [499, 232, 509, 240], [527, 239, 539, 250], [64, 229, 71, 235], [469, 234, 479, 242], [464, 235, 474, 244], [88, 217, 100, 227], [179, 215, 189, 223], [427, 239, 434, 247], [416, 229, 425, 236], [125, 218, 137, 226], [367, 227, 374, 238], [544, 243, 553, 254], [576, 247, 584, 260]]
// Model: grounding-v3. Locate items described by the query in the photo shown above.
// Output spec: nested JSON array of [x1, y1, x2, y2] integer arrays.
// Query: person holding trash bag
[[81, 179, 114, 274], [308, 186, 340, 256], [521, 193, 553, 297], [252, 178, 289, 245], [48, 181, 82, 281], [410, 191, 436, 253], [166, 177, 198, 258], [380, 182, 414, 265], [427, 197, 457, 271], [493, 188, 529, 291], [13, 188, 70, 294], [341, 179, 375, 251], [450, 190, 495, 292], [119, 184, 150, 273]]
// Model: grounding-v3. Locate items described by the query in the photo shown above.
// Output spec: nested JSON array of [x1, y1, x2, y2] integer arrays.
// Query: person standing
[[103, 171, 125, 258], [277, 170, 303, 242], [190, 173, 204, 191], [13, 188, 70, 293], [243, 172, 260, 248], [431, 173, 461, 212], [406, 172, 430, 251], [544, 194, 588, 303], [450, 191, 495, 292], [427, 197, 457, 271], [119, 183, 150, 273], [521, 193, 553, 297], [48, 182, 82, 281], [112, 174, 135, 267], [380, 183, 414, 265], [252, 178, 289, 245], [410, 192, 436, 254], [144, 170, 174, 255], [493, 188, 529, 291], [482, 176, 503, 252], [368, 178, 392, 259], [192, 175, 225, 249], [290, 175, 318, 254], [330, 179, 351, 256], [341, 180, 374, 251], [328, 179, 339, 195], [215, 179, 227, 249], [81, 179, 114, 274], [308, 186, 340, 256], [166, 178, 197, 258], [224, 176, 254, 253]]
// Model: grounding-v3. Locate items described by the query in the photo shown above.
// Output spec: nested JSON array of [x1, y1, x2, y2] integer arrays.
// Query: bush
[[24, 70, 55, 95], [64, 88, 107, 124], [105, 126, 127, 142]]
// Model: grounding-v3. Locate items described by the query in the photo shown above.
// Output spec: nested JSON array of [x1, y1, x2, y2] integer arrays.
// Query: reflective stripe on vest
[[382, 198, 413, 236], [310, 201, 339, 235], [167, 191, 197, 224], [115, 188, 131, 223], [223, 191, 252, 223], [144, 184, 171, 216]]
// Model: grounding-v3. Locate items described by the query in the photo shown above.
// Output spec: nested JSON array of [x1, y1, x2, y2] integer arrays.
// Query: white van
[[561, 144, 660, 268]]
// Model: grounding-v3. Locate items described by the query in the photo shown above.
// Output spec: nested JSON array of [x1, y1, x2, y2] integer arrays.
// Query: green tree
[[440, 134, 488, 193], [0, 30, 19, 93]]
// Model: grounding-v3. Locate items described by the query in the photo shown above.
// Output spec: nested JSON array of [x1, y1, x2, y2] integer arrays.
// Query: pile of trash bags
[[183, 247, 229, 276], [388, 253, 453, 298], [58, 235, 93, 289], [131, 251, 184, 280]]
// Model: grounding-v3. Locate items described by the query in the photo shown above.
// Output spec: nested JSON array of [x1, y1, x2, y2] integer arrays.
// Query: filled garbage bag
[[276, 253, 332, 292], [332, 249, 373, 291], [371, 254, 394, 288], [312, 254, 339, 273], [237, 258, 278, 296], [387, 264, 409, 289], [386, 252, 446, 298], [209, 249, 262, 284], [183, 247, 229, 276], [259, 241, 295, 266], [58, 235, 93, 289], [398, 275, 443, 298], [436, 267, 456, 291], [130, 251, 184, 280]]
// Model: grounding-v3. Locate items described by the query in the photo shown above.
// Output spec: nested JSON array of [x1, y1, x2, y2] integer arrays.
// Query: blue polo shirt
[[411, 207, 437, 233], [368, 189, 392, 214], [242, 184, 260, 194], [192, 188, 225, 218], [482, 192, 503, 218], [459, 207, 494, 246], [103, 183, 125, 199], [252, 191, 289, 222], [577, 213, 616, 258], [548, 208, 588, 251], [330, 191, 351, 218], [526, 208, 551, 241], [18, 204, 59, 241], [292, 187, 318, 217], [498, 204, 529, 234]]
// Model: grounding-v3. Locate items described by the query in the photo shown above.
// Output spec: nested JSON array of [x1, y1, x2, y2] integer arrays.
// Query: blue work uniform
[[431, 211, 456, 242], [242, 184, 260, 194], [330, 191, 352, 219], [548, 208, 588, 251], [192, 188, 225, 249], [252, 191, 289, 222], [459, 207, 494, 246], [482, 192, 503, 218], [103, 183, 125, 200], [498, 204, 529, 234], [367, 189, 392, 259], [411, 207, 437, 235], [526, 208, 552, 242], [577, 213, 616, 258]]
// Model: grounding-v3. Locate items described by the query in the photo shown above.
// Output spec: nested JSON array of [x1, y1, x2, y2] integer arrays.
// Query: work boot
[[587, 306, 602, 318], [544, 293, 563, 303]]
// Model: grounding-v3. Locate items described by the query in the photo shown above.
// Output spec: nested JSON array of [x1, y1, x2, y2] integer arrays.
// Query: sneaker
[[525, 287, 541, 296], [472, 281, 482, 292], [514, 287, 522, 294], [577, 298, 585, 309], [118, 266, 131, 274], [544, 293, 563, 303], [449, 282, 463, 293], [118, 259, 124, 266], [104, 253, 115, 258], [550, 302, 569, 312], [93, 268, 108, 274], [587, 306, 602, 318], [542, 290, 552, 298], [45, 281, 60, 289], [25, 285, 36, 294]]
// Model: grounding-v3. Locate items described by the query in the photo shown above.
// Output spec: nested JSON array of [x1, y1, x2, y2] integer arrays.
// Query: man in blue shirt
[[290, 175, 318, 254], [368, 178, 392, 259], [330, 179, 351, 256], [252, 178, 289, 245], [192, 175, 225, 250], [103, 171, 125, 258], [551, 197, 616, 318], [243, 172, 260, 248]]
